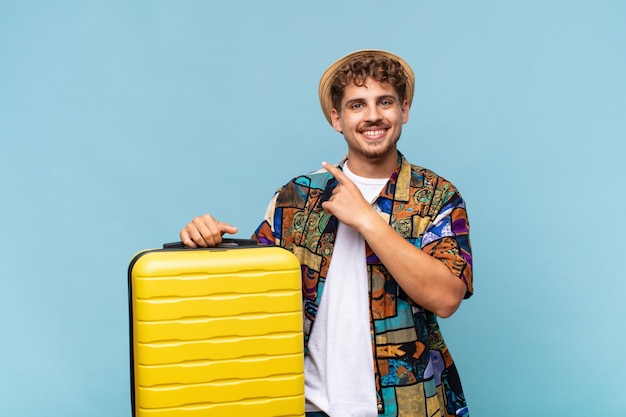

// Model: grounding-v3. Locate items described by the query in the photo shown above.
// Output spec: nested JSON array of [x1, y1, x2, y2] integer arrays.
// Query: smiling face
[[330, 77, 409, 176]]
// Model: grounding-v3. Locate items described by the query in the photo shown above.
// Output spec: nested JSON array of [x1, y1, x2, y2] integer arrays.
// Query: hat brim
[[318, 50, 415, 126]]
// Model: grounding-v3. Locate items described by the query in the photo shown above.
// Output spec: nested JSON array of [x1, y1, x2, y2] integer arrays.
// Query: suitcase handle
[[162, 238, 259, 249]]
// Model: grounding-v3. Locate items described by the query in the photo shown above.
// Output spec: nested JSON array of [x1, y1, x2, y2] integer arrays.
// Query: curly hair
[[330, 53, 408, 112]]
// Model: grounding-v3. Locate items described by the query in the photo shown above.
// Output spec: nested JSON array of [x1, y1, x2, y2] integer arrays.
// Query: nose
[[365, 103, 382, 123]]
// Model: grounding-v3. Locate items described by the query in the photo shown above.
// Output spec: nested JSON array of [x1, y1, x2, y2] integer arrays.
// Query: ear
[[401, 100, 410, 124], [330, 108, 343, 133]]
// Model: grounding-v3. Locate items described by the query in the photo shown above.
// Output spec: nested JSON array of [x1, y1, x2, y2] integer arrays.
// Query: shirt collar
[[393, 153, 412, 202]]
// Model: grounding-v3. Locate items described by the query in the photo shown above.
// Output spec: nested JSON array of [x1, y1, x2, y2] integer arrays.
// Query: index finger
[[322, 161, 349, 184]]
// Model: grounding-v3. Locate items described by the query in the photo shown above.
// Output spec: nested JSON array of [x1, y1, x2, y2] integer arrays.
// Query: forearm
[[358, 210, 466, 318]]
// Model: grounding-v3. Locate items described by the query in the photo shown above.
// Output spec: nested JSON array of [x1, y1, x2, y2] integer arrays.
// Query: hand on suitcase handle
[[180, 214, 239, 248], [164, 238, 258, 249]]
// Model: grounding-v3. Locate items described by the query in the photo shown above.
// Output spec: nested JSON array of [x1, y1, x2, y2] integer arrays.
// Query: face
[[331, 77, 409, 167]]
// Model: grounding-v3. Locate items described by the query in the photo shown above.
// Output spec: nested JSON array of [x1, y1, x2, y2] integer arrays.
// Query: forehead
[[341, 77, 399, 103]]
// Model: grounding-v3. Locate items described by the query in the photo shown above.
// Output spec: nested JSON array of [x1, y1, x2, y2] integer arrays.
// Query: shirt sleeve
[[252, 192, 280, 246], [421, 193, 473, 298]]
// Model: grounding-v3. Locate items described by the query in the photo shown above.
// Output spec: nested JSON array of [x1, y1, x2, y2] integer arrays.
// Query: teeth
[[363, 130, 385, 136]]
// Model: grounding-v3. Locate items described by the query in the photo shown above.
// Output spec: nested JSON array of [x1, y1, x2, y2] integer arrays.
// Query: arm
[[321, 162, 467, 318]]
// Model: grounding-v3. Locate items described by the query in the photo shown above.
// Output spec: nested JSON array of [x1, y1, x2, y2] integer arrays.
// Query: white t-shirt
[[304, 162, 387, 416]]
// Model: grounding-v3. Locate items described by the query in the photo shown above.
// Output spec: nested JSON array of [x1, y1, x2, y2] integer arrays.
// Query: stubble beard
[[358, 131, 401, 160]]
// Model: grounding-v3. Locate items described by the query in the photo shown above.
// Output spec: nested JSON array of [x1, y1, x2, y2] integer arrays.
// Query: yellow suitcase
[[128, 240, 304, 417]]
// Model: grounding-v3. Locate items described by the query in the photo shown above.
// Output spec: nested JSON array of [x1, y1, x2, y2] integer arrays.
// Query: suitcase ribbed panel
[[129, 246, 304, 417]]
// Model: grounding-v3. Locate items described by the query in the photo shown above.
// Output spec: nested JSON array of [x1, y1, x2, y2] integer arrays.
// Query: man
[[180, 50, 473, 417]]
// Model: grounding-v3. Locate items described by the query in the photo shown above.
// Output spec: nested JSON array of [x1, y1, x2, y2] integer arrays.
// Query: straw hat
[[318, 49, 415, 125]]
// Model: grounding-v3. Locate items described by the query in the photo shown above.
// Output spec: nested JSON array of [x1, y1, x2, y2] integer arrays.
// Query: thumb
[[219, 222, 239, 235]]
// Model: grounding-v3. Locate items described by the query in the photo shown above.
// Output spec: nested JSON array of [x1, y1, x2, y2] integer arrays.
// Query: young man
[[180, 50, 473, 417]]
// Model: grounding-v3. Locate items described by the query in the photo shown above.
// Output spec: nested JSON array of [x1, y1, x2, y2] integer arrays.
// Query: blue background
[[2, 1, 625, 416]]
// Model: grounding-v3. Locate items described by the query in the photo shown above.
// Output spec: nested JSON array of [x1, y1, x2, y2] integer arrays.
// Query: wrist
[[356, 208, 387, 237]]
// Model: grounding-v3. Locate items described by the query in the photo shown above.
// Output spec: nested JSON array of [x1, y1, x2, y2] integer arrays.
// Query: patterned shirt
[[253, 152, 473, 417]]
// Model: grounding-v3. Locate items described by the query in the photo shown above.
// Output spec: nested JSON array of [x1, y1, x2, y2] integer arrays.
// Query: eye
[[379, 99, 392, 106], [351, 103, 364, 110]]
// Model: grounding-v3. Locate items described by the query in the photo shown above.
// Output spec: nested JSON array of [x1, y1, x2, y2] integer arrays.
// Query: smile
[[361, 129, 387, 137]]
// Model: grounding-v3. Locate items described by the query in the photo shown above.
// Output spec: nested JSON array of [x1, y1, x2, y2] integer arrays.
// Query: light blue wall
[[2, 1, 625, 416]]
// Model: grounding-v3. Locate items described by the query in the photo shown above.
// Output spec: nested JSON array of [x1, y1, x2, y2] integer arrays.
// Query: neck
[[345, 150, 399, 179]]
